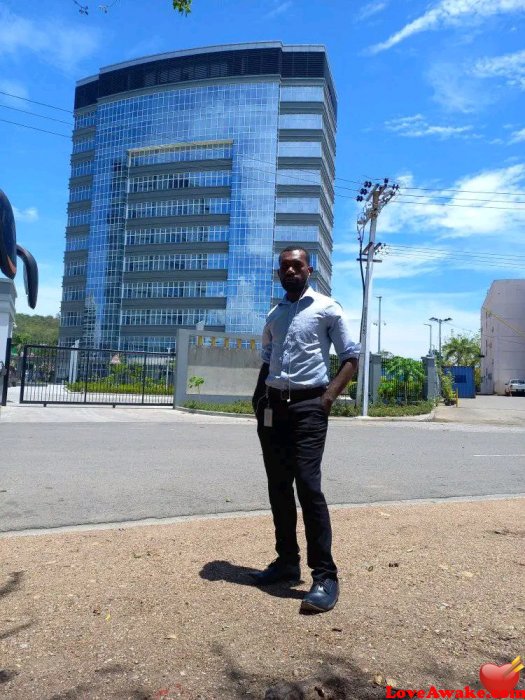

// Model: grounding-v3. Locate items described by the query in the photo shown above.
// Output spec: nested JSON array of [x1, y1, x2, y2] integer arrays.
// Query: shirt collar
[[278, 285, 317, 306]]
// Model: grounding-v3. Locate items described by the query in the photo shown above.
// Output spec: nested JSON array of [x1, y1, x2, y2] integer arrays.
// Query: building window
[[74, 111, 96, 129], [67, 209, 91, 227], [72, 137, 95, 154], [65, 236, 89, 252], [64, 261, 87, 277], [279, 114, 323, 129], [125, 225, 229, 246], [128, 171, 231, 193], [278, 141, 322, 158], [69, 185, 92, 202], [121, 308, 226, 326], [124, 253, 227, 272], [129, 143, 233, 167], [280, 86, 324, 102], [276, 169, 321, 186], [126, 198, 230, 219], [71, 160, 93, 178], [122, 281, 226, 299]]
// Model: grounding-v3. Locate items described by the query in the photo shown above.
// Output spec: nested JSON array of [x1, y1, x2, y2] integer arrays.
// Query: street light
[[429, 317, 452, 356], [423, 323, 433, 356]]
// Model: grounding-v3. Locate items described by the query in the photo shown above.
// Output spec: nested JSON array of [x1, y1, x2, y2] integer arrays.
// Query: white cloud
[[373, 166, 525, 240], [426, 62, 494, 113], [13, 206, 38, 223], [509, 127, 525, 143], [369, 0, 525, 54], [265, 1, 293, 19], [384, 114, 475, 139], [472, 48, 525, 89], [356, 1, 389, 21], [0, 6, 100, 72]]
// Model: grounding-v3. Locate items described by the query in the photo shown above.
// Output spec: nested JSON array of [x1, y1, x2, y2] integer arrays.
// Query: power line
[[397, 191, 525, 205], [0, 104, 73, 126], [384, 248, 525, 271], [384, 242, 525, 264], [363, 174, 525, 198], [388, 243, 525, 261], [0, 118, 70, 139], [391, 198, 525, 212], [0, 90, 73, 114]]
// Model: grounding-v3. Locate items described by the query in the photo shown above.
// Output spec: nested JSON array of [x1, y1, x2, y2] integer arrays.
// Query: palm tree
[[442, 334, 480, 366]]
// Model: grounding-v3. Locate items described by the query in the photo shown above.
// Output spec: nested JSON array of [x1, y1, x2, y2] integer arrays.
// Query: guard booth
[[445, 365, 476, 398]]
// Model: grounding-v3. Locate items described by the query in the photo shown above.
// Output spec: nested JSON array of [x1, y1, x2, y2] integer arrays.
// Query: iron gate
[[20, 345, 176, 406]]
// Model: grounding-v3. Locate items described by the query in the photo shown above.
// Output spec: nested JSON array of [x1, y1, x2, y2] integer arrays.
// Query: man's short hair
[[278, 245, 311, 265]]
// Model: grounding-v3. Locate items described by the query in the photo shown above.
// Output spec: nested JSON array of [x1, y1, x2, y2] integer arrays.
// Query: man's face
[[278, 250, 313, 294]]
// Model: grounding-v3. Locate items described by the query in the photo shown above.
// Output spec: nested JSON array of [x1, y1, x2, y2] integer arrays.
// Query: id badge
[[263, 407, 273, 427]]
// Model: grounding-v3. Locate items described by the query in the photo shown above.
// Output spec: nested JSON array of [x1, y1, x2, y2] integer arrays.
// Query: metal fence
[[20, 345, 175, 406], [378, 356, 425, 404]]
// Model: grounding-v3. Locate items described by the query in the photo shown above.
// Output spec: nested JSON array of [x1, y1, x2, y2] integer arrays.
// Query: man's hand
[[320, 391, 335, 416], [321, 358, 358, 415]]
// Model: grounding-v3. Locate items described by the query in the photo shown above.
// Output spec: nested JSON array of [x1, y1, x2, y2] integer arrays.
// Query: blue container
[[446, 366, 476, 398]]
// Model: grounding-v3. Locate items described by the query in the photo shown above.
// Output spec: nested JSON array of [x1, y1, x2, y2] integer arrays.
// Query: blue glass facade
[[60, 42, 336, 351]]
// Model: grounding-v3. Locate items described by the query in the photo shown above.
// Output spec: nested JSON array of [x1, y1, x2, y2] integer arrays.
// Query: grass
[[182, 399, 435, 417]]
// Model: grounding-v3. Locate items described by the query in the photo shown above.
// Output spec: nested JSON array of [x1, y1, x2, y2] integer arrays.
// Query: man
[[251, 246, 359, 613]]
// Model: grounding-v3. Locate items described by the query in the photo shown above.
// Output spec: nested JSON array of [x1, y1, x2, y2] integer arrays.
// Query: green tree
[[12, 314, 60, 354], [74, 0, 192, 14], [173, 0, 192, 12], [380, 356, 425, 404], [442, 333, 481, 367]]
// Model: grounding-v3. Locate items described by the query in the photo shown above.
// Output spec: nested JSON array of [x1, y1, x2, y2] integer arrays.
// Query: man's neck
[[286, 285, 309, 303]]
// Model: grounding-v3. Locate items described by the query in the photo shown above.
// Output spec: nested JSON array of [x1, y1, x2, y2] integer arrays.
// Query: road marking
[[474, 454, 525, 457]]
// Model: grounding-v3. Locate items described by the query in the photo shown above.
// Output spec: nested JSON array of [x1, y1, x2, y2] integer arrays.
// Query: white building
[[480, 280, 525, 395]]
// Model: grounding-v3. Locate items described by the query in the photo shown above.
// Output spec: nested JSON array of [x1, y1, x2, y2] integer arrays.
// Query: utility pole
[[429, 316, 452, 357], [423, 323, 433, 356], [356, 179, 399, 416], [376, 295, 382, 353]]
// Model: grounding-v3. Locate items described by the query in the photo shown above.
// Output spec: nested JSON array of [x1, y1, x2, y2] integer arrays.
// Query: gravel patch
[[1, 499, 523, 699]]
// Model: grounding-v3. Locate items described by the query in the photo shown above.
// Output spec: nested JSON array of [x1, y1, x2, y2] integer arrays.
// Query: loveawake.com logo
[[386, 656, 524, 700]]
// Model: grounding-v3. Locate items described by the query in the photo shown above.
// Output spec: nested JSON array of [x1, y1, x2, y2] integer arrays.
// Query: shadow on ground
[[200, 559, 305, 600]]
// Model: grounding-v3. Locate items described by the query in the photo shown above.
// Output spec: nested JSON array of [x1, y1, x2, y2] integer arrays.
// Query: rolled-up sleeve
[[327, 302, 360, 361], [261, 322, 272, 364]]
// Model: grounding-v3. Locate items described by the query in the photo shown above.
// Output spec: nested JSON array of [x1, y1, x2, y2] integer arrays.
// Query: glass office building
[[59, 42, 337, 351]]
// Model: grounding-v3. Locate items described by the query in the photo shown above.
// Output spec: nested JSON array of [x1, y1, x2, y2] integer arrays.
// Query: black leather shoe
[[300, 579, 339, 613], [250, 559, 301, 586]]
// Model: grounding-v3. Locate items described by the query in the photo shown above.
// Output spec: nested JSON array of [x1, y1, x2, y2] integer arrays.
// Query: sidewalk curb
[[176, 407, 436, 422]]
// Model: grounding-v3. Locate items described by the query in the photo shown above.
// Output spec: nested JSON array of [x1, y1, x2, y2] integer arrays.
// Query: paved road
[[2, 417, 524, 532]]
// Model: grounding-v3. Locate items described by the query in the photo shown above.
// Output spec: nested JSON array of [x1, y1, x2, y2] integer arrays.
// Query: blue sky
[[1, 0, 524, 358]]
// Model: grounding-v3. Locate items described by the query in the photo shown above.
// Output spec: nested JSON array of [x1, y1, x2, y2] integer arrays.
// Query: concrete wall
[[481, 280, 525, 395], [175, 328, 262, 406], [187, 345, 261, 398]]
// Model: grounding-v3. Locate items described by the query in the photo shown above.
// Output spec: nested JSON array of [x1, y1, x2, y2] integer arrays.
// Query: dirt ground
[[1, 499, 524, 700]]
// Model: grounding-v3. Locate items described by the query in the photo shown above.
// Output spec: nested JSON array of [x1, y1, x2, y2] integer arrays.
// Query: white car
[[504, 379, 525, 396]]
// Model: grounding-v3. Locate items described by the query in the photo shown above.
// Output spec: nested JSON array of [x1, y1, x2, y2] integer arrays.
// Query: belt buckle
[[279, 388, 289, 401]]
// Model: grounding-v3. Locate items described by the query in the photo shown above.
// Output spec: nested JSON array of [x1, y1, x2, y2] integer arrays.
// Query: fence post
[[422, 355, 439, 401], [369, 353, 382, 404], [20, 345, 29, 403], [83, 349, 90, 403], [141, 352, 148, 405], [174, 329, 190, 407]]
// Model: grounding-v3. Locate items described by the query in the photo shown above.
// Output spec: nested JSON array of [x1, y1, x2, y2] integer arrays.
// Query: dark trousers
[[256, 395, 337, 582]]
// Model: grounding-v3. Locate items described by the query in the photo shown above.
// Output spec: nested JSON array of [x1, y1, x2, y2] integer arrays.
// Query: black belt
[[267, 386, 326, 402]]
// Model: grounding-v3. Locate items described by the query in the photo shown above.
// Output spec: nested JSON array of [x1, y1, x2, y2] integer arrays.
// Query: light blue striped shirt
[[261, 287, 360, 390]]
